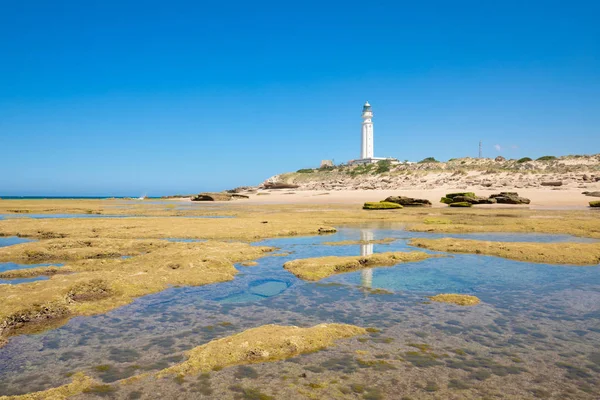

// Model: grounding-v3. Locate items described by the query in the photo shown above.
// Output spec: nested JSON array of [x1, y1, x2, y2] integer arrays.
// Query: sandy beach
[[228, 188, 599, 209]]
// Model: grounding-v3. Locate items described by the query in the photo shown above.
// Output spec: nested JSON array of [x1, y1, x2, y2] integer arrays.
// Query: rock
[[227, 186, 256, 193], [449, 202, 472, 207], [495, 156, 506, 162], [363, 201, 403, 210], [192, 193, 249, 201], [318, 227, 337, 234], [262, 182, 300, 189], [590, 201, 600, 208], [583, 191, 600, 197], [489, 192, 531, 205], [446, 192, 476, 199], [541, 181, 563, 187], [383, 196, 432, 207]]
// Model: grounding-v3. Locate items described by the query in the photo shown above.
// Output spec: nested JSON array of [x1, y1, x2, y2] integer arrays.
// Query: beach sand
[[231, 188, 597, 209]]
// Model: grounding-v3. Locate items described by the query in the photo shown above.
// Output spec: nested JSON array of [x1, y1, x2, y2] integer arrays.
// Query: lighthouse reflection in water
[[360, 230, 373, 288]]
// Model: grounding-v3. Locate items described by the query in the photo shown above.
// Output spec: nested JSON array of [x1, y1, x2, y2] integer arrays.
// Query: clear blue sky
[[1, 1, 599, 196]]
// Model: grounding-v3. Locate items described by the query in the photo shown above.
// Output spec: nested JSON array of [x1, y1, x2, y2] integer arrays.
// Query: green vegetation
[[517, 157, 533, 163], [363, 201, 403, 210], [349, 163, 375, 177], [375, 159, 392, 174], [536, 155, 557, 161], [418, 157, 439, 163], [296, 168, 315, 173]]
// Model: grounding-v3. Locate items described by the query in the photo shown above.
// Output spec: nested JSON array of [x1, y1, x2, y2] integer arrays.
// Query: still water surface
[[0, 227, 598, 399]]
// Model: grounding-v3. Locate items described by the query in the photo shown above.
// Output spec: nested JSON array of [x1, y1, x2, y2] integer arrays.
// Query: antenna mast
[[479, 141, 482, 159]]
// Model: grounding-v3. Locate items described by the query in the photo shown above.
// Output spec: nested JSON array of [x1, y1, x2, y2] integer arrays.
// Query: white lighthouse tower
[[350, 101, 389, 165], [361, 101, 374, 159]]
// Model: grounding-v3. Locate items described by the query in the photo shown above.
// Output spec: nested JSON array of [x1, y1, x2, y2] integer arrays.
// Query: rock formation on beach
[[384, 196, 432, 207], [192, 192, 249, 201], [262, 154, 600, 192], [440, 192, 530, 206]]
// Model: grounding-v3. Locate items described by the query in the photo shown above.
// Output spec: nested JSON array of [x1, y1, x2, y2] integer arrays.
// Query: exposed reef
[[283, 251, 434, 281], [591, 201, 600, 207], [428, 294, 481, 306], [159, 323, 366, 376], [410, 238, 600, 265], [0, 240, 273, 346]]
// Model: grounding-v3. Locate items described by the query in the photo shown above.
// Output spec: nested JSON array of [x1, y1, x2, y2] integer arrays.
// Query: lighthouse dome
[[362, 101, 372, 112]]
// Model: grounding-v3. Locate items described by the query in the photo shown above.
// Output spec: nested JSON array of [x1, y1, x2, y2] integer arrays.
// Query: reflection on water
[[0, 227, 599, 398], [360, 229, 374, 288]]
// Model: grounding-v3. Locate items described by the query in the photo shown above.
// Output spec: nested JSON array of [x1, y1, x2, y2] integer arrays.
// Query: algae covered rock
[[284, 251, 433, 281], [489, 192, 530, 205], [590, 201, 600, 208], [449, 202, 472, 207], [446, 192, 476, 199], [363, 201, 403, 210], [159, 324, 366, 376], [429, 294, 480, 306], [383, 196, 432, 207]]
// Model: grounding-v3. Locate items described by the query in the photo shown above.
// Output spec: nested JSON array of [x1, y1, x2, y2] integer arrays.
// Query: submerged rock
[[583, 191, 600, 197], [429, 294, 480, 306], [383, 196, 432, 207]]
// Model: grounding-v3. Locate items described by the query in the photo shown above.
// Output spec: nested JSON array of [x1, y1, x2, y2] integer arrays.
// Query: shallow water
[[0, 228, 599, 399], [0, 262, 63, 285], [0, 237, 34, 247]]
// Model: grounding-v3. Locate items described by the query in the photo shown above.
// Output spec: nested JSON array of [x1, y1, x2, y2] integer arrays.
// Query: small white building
[[349, 101, 395, 165]]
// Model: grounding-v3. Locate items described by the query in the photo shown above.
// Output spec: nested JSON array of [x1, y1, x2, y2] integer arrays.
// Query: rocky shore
[[261, 155, 600, 192]]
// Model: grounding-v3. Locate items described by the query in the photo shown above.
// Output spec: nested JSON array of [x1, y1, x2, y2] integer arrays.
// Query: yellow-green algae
[[322, 238, 395, 246], [429, 294, 481, 306], [158, 323, 366, 376], [0, 240, 273, 346], [362, 201, 402, 210], [283, 251, 434, 281], [410, 237, 600, 265], [0, 372, 96, 400]]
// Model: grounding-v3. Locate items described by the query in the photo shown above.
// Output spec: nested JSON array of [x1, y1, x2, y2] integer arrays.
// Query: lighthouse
[[349, 101, 391, 165], [361, 101, 374, 159]]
